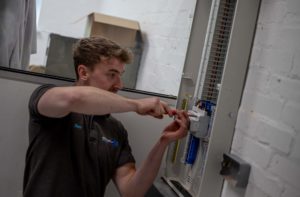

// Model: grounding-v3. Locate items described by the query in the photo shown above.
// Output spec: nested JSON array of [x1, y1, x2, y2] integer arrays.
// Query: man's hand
[[161, 110, 190, 143], [135, 98, 174, 119], [113, 110, 189, 197]]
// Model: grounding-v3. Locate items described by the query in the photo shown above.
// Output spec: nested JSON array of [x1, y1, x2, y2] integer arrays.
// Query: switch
[[220, 153, 251, 188]]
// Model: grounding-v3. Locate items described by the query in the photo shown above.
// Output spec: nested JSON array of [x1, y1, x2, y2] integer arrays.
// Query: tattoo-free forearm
[[122, 137, 169, 197], [69, 86, 138, 114], [38, 86, 138, 117]]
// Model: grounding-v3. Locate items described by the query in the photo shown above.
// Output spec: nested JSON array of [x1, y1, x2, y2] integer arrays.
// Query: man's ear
[[77, 65, 89, 81]]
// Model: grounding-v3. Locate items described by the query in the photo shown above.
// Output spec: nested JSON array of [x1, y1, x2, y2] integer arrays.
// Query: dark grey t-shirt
[[23, 84, 135, 197]]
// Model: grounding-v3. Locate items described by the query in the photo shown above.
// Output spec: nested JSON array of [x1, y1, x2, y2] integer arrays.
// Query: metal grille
[[201, 0, 237, 103]]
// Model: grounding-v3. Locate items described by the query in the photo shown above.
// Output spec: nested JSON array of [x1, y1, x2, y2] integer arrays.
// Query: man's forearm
[[69, 86, 138, 115], [123, 137, 169, 197], [115, 112, 188, 197], [38, 86, 139, 117]]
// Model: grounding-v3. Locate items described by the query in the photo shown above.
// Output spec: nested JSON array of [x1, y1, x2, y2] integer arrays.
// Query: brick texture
[[222, 0, 300, 196]]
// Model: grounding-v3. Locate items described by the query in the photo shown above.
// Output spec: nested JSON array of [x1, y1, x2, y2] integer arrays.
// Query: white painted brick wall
[[231, 129, 274, 168], [282, 185, 300, 197], [236, 110, 294, 154], [245, 183, 271, 197], [222, 0, 300, 196], [290, 133, 300, 160], [256, 119, 293, 154], [248, 165, 284, 197], [241, 91, 284, 121], [30, 0, 196, 96], [281, 102, 300, 133], [269, 155, 300, 189]]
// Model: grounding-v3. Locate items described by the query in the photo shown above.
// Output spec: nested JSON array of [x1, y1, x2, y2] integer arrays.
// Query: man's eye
[[108, 73, 116, 78]]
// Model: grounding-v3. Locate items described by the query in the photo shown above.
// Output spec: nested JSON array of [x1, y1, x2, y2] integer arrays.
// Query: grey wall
[[0, 72, 176, 197], [0, 78, 39, 197]]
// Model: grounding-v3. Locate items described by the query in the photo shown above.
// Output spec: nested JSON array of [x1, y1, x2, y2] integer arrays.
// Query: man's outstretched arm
[[37, 86, 172, 118], [113, 111, 189, 197]]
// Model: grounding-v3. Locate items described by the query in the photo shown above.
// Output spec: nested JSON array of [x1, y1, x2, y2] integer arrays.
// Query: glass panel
[[0, 0, 197, 96]]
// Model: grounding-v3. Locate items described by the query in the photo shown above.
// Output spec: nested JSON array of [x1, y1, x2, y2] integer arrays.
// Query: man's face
[[85, 58, 125, 93]]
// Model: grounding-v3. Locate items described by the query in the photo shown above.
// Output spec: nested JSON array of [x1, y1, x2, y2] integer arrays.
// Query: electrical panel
[[163, 0, 237, 196]]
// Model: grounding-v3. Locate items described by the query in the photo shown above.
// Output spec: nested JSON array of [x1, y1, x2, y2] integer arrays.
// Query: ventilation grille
[[201, 0, 237, 103]]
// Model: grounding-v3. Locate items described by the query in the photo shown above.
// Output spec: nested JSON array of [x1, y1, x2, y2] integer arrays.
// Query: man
[[23, 37, 189, 197]]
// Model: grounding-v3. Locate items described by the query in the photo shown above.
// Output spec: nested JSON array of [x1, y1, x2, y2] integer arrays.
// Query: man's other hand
[[161, 110, 190, 143]]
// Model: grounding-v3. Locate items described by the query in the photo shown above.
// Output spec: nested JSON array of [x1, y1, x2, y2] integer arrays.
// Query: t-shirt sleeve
[[117, 127, 136, 167], [28, 84, 56, 119]]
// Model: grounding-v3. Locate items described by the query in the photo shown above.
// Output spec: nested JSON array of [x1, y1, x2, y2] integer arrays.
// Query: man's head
[[73, 36, 133, 93]]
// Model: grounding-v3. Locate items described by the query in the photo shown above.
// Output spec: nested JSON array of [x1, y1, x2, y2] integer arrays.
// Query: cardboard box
[[85, 12, 144, 89], [85, 13, 140, 48]]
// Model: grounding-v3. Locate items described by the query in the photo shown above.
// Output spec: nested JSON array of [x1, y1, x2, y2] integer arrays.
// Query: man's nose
[[114, 76, 123, 90]]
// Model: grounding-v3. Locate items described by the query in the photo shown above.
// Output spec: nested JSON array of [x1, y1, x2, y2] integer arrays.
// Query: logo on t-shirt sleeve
[[74, 123, 82, 129], [101, 136, 119, 148]]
